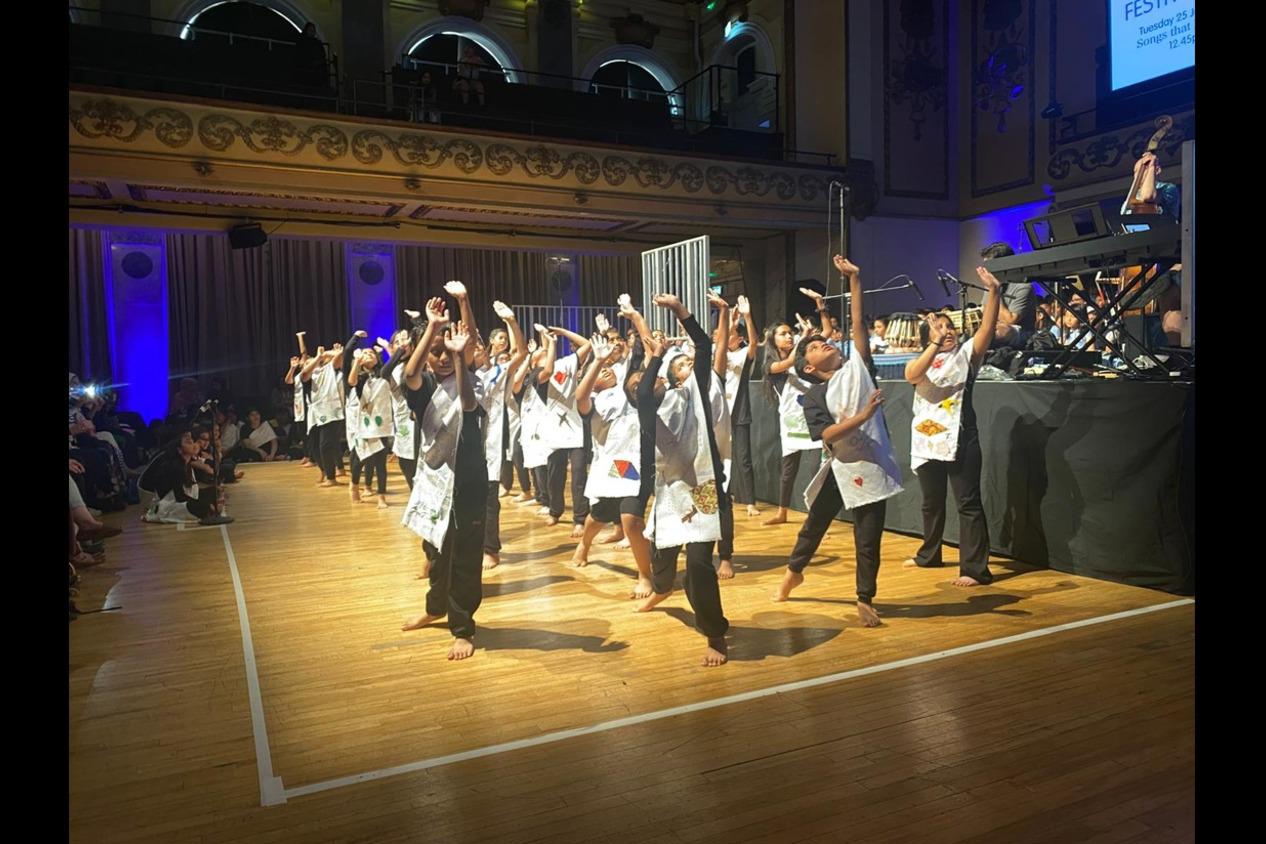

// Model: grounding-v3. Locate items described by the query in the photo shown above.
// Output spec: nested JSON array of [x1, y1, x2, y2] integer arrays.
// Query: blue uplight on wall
[[104, 232, 170, 423]]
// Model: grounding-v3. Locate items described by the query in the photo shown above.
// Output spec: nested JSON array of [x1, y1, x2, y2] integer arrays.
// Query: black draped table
[[747, 379, 1194, 594]]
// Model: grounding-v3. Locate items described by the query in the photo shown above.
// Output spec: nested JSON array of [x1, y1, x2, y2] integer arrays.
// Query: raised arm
[[284, 356, 299, 385], [493, 300, 528, 371], [534, 325, 558, 384], [904, 320, 948, 384], [405, 298, 448, 390], [444, 281, 479, 368], [737, 296, 758, 360], [709, 293, 729, 377], [446, 322, 476, 412], [341, 330, 366, 383], [799, 285, 833, 336], [833, 255, 871, 368], [300, 348, 327, 382], [548, 326, 592, 366], [574, 334, 611, 416], [296, 331, 307, 357], [972, 267, 1002, 363]]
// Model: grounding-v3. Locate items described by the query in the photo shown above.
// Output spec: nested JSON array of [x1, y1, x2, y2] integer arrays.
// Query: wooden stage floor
[[70, 459, 1195, 843]]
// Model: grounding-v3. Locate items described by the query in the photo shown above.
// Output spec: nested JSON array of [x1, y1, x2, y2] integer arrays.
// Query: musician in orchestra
[[981, 243, 1036, 350], [903, 266, 1003, 588], [1121, 152, 1180, 221], [1122, 151, 1184, 346]]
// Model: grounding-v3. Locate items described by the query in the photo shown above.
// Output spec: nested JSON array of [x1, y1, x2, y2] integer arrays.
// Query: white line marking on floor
[[219, 525, 287, 806], [280, 597, 1194, 801]]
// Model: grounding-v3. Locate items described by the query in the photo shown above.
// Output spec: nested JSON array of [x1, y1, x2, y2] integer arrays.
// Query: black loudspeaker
[[228, 223, 267, 250]]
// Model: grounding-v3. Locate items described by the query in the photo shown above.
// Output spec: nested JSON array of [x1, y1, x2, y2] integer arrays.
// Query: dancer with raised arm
[[773, 256, 903, 627]]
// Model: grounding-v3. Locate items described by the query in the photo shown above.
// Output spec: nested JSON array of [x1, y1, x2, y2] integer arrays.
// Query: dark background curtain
[[577, 253, 642, 309], [68, 229, 112, 382], [70, 228, 644, 412], [166, 233, 347, 400], [395, 244, 552, 336]]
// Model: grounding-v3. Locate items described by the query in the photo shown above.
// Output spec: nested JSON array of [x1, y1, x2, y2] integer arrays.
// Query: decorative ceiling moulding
[[69, 93, 841, 206], [612, 13, 660, 49], [122, 184, 407, 217]]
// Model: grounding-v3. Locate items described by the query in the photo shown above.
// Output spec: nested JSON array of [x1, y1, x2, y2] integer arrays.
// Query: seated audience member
[[168, 378, 204, 422], [870, 315, 890, 353], [229, 409, 279, 462], [141, 427, 233, 524]]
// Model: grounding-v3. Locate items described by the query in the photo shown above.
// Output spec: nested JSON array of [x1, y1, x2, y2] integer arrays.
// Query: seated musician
[[1122, 151, 1183, 347], [980, 242, 1036, 350]]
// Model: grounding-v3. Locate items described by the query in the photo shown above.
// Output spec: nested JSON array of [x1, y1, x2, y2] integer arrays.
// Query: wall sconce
[[404, 177, 422, 191], [192, 161, 214, 177]]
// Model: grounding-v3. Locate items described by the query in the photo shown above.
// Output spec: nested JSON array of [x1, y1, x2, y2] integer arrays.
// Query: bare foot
[[570, 524, 585, 539], [415, 557, 434, 580], [513, 493, 534, 504], [951, 576, 983, 587], [401, 613, 442, 631], [299, 458, 312, 467], [857, 601, 882, 627], [350, 487, 362, 503], [746, 504, 761, 518], [319, 479, 336, 488], [499, 488, 512, 498], [571, 547, 589, 568], [598, 527, 624, 544], [637, 590, 672, 612], [377, 497, 389, 510], [717, 560, 735, 580], [703, 637, 728, 667], [234, 469, 245, 480], [448, 638, 475, 660], [903, 557, 919, 568], [536, 506, 552, 517], [773, 569, 804, 602], [763, 511, 788, 526], [545, 515, 559, 526], [630, 576, 653, 599], [482, 553, 500, 571], [615, 538, 632, 550]]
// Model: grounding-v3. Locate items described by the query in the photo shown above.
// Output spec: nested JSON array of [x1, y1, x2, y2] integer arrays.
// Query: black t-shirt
[[802, 381, 833, 442], [762, 351, 789, 397]]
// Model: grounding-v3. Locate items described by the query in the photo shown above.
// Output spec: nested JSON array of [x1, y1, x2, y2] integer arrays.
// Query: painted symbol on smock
[[915, 419, 948, 436]]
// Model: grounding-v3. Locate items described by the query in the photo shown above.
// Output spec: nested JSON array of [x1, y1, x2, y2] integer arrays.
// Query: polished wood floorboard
[[70, 459, 1194, 843]]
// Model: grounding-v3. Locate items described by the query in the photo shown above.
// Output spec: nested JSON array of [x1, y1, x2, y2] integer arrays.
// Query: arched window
[[590, 60, 669, 107], [180, 1, 302, 45], [579, 46, 683, 116], [709, 21, 778, 130], [407, 33, 506, 81], [398, 17, 524, 83]]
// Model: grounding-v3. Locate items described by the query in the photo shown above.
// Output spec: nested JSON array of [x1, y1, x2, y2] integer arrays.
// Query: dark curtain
[[166, 233, 347, 400], [68, 229, 111, 382], [577, 253, 642, 309], [394, 244, 552, 337]]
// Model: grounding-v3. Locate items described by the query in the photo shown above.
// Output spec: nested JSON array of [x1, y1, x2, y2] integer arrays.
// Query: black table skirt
[[747, 379, 1194, 594]]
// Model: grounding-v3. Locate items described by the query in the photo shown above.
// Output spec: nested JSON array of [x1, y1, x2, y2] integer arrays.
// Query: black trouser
[[315, 421, 343, 480], [787, 472, 888, 604], [227, 444, 261, 463], [421, 491, 485, 640], [398, 456, 416, 489], [652, 541, 729, 639], [484, 481, 501, 554], [352, 447, 390, 494], [717, 490, 735, 562], [513, 442, 532, 493], [913, 432, 993, 584], [778, 451, 806, 508], [304, 422, 318, 462], [730, 422, 756, 505], [532, 466, 549, 505], [548, 447, 590, 523]]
